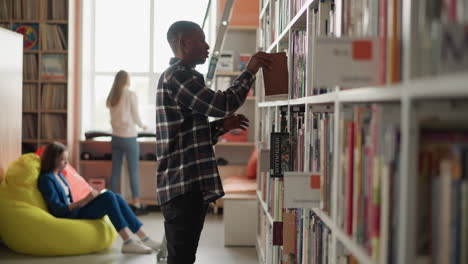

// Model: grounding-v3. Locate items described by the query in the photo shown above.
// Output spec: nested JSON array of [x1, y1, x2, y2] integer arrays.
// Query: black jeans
[[161, 192, 208, 264]]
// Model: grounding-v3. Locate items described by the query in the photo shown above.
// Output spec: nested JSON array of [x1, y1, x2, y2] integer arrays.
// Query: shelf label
[[284, 172, 321, 209], [313, 37, 380, 88]]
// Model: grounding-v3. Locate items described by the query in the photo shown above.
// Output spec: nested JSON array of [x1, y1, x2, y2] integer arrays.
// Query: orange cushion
[[246, 148, 257, 179], [35, 147, 91, 201]]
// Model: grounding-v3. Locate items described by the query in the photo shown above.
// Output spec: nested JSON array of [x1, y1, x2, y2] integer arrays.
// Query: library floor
[[0, 212, 259, 264]]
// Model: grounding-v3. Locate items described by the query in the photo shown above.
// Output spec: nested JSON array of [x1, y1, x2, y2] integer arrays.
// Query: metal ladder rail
[[205, 0, 236, 88]]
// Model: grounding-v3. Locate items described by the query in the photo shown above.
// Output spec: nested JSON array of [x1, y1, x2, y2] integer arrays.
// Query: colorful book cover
[[272, 221, 283, 246], [346, 122, 355, 235], [13, 23, 39, 50], [41, 54, 66, 80], [271, 132, 290, 177]]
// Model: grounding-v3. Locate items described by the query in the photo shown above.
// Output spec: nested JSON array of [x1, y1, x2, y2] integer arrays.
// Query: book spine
[[346, 122, 355, 235]]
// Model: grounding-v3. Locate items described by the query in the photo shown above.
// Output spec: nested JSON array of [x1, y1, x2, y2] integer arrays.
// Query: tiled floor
[[0, 212, 259, 264]]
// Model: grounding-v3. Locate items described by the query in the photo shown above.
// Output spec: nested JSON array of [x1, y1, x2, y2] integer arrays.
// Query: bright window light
[[81, 0, 215, 135]]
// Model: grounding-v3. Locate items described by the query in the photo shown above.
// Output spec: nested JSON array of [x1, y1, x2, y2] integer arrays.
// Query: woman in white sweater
[[106, 70, 147, 214]]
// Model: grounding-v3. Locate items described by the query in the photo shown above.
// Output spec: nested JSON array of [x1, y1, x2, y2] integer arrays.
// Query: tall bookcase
[[255, 0, 468, 264], [0, 0, 73, 154]]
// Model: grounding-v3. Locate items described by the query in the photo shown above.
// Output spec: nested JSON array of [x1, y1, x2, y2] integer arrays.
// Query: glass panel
[[130, 75, 155, 132], [95, 0, 150, 72], [93, 75, 113, 131], [153, 0, 211, 74], [93, 75, 153, 132]]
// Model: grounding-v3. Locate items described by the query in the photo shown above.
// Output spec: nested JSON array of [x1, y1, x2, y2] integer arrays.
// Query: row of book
[[308, 110, 334, 214], [2, 23, 68, 50], [0, 0, 8, 20], [276, 0, 290, 34], [260, 8, 273, 49], [261, 0, 336, 98], [12, 0, 44, 21], [23, 54, 67, 81], [341, 0, 400, 85], [260, 0, 468, 101], [414, 1, 468, 78], [24, 54, 38, 80], [416, 107, 468, 264], [40, 24, 67, 50], [42, 84, 67, 109], [258, 206, 361, 264], [23, 84, 66, 110], [260, 104, 335, 212], [341, 0, 468, 83], [258, 103, 401, 263], [336, 104, 400, 262], [291, 30, 306, 99], [289, 105, 306, 171], [293, 0, 307, 17], [0, 0, 68, 20], [22, 114, 37, 139], [23, 84, 37, 110], [309, 0, 335, 96], [41, 114, 66, 140], [283, 209, 332, 264]]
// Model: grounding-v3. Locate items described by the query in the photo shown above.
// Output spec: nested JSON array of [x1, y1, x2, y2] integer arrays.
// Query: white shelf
[[338, 87, 402, 103], [266, 26, 290, 52], [257, 190, 274, 225], [404, 72, 468, 99], [259, 0, 270, 20], [290, 92, 336, 105], [258, 72, 468, 107], [312, 209, 375, 264], [256, 235, 265, 264], [258, 99, 289, 107]]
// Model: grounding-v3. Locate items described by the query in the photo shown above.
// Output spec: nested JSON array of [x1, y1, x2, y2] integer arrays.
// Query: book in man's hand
[[262, 52, 289, 100]]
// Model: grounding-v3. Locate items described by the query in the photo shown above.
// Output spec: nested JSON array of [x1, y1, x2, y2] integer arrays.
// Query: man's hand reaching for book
[[223, 114, 249, 131], [246, 52, 274, 74]]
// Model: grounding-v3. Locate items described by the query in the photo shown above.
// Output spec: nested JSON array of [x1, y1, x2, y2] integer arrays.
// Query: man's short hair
[[167, 21, 201, 53]]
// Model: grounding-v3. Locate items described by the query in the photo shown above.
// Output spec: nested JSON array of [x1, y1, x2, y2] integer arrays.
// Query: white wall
[[0, 28, 23, 180]]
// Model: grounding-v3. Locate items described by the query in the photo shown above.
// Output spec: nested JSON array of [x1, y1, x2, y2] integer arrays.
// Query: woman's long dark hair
[[40, 142, 67, 174]]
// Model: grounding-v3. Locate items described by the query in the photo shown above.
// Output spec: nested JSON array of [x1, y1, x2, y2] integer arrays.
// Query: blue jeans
[[77, 191, 143, 232], [110, 136, 140, 198]]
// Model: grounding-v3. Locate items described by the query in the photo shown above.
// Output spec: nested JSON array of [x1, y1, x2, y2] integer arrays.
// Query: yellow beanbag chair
[[0, 153, 116, 256]]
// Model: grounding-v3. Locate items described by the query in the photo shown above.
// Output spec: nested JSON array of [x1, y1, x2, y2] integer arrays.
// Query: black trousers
[[161, 192, 208, 264]]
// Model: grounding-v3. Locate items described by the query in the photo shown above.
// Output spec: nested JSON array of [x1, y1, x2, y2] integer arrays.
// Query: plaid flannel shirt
[[155, 58, 255, 205]]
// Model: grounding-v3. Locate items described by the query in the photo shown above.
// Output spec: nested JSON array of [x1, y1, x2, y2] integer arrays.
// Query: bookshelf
[[255, 0, 468, 264], [0, 0, 73, 154]]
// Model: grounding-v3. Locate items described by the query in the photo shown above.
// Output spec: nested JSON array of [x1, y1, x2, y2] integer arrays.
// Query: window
[[81, 0, 216, 135]]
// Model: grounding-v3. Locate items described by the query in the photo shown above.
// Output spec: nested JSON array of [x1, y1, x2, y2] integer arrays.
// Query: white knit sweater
[[109, 90, 144, 137]]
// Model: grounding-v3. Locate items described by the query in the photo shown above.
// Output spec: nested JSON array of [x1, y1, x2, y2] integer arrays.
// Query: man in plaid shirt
[[156, 21, 272, 264]]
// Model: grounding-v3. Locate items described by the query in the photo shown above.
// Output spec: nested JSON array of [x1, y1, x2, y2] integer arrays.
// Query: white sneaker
[[121, 239, 152, 254], [141, 238, 162, 251]]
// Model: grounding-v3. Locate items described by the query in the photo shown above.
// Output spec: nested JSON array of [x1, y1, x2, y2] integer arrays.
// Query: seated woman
[[37, 142, 160, 254]]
